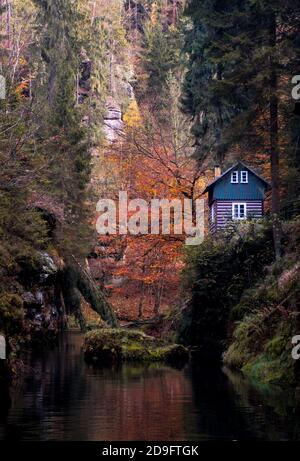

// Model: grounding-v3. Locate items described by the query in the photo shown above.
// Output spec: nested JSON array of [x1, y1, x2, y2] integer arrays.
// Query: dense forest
[[1, 0, 300, 406]]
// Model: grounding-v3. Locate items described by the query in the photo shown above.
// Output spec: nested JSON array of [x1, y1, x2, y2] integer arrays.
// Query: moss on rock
[[223, 223, 300, 388], [84, 329, 189, 366]]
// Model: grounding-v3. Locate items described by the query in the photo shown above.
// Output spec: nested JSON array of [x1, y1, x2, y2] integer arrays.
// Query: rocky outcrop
[[78, 59, 92, 103], [20, 250, 117, 341], [103, 96, 124, 143], [21, 252, 65, 345]]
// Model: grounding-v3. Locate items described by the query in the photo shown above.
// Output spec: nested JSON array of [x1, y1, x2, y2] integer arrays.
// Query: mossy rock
[[84, 329, 189, 366], [241, 352, 296, 386]]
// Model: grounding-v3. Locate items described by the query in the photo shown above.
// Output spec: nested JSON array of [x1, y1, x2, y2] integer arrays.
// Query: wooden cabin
[[203, 162, 271, 232]]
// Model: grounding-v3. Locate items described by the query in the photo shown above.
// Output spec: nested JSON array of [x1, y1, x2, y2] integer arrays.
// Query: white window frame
[[231, 171, 239, 184], [232, 203, 247, 220], [241, 171, 249, 184]]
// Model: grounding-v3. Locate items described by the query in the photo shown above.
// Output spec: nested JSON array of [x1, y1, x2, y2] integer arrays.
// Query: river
[[0, 332, 299, 441]]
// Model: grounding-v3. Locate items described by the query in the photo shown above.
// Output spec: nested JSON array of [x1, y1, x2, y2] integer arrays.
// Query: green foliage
[[29, 0, 96, 258], [224, 314, 298, 385], [182, 0, 300, 168], [0, 294, 24, 335], [180, 218, 300, 387], [0, 95, 50, 314], [223, 219, 300, 386], [179, 221, 274, 350], [140, 20, 184, 106], [0, 0, 113, 363]]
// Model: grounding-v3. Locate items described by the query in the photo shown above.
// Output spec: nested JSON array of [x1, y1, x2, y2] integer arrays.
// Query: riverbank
[[179, 219, 300, 387]]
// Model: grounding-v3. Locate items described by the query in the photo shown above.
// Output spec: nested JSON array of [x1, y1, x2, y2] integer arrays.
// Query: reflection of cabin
[[203, 162, 271, 232]]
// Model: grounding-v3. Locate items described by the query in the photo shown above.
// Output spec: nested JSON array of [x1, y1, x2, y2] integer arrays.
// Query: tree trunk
[[138, 282, 145, 318], [153, 281, 164, 317], [269, 12, 282, 260], [63, 261, 118, 329]]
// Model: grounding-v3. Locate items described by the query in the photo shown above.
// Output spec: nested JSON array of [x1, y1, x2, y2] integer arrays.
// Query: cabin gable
[[205, 162, 270, 232], [211, 164, 267, 202]]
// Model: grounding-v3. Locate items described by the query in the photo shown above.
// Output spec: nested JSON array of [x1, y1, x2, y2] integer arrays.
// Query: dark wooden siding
[[215, 200, 263, 229]]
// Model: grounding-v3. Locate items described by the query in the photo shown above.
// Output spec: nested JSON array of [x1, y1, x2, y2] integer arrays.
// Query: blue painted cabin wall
[[209, 164, 266, 203]]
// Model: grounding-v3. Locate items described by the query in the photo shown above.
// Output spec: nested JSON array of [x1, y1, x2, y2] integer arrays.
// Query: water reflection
[[0, 332, 299, 441]]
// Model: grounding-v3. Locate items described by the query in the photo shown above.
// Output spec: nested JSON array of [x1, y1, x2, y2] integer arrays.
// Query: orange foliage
[[91, 100, 206, 320]]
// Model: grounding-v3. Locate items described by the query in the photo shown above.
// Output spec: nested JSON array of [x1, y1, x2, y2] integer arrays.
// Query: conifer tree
[[182, 0, 300, 258]]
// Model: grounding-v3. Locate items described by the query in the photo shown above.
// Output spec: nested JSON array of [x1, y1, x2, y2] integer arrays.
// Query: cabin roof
[[202, 162, 271, 195]]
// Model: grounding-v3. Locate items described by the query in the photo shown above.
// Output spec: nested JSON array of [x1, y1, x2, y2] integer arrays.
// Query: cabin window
[[231, 171, 239, 183], [232, 203, 247, 220], [241, 171, 248, 183]]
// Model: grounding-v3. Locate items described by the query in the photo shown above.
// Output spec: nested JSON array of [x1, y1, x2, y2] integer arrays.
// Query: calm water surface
[[0, 332, 299, 441]]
